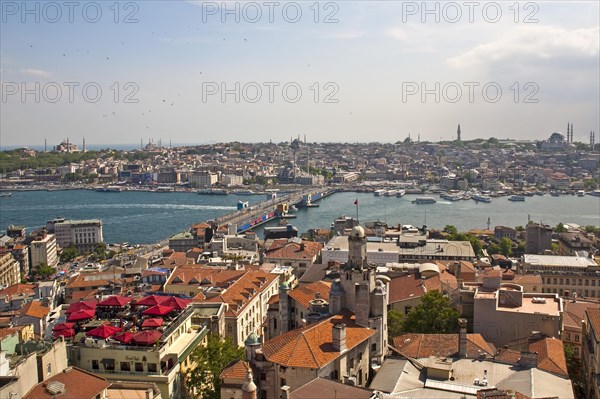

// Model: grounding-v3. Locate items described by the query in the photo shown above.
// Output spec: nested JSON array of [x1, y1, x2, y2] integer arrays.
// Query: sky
[[0, 0, 599, 147]]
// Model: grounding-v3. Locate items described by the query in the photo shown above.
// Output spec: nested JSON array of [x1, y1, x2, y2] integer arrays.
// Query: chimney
[[281, 385, 290, 399], [332, 323, 347, 352], [458, 318, 468, 358], [518, 351, 538, 367]]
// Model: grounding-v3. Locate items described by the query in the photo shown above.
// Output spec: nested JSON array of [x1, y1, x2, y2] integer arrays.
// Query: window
[[371, 343, 377, 352], [104, 359, 115, 371], [575, 334, 580, 342], [46, 363, 51, 375], [121, 362, 131, 372], [404, 306, 412, 315], [280, 378, 286, 387], [92, 360, 99, 370], [147, 363, 158, 373], [567, 333, 571, 340], [135, 362, 143, 372]]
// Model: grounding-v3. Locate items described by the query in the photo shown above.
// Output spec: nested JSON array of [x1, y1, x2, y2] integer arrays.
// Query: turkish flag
[[354, 199, 358, 205]]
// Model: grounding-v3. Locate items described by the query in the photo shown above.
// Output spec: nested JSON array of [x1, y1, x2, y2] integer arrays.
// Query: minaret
[[82, 138, 86, 152], [241, 369, 257, 399], [571, 124, 574, 143], [567, 123, 570, 143], [591, 131, 595, 150], [457, 124, 461, 142], [44, 139, 47, 153], [140, 138, 143, 149]]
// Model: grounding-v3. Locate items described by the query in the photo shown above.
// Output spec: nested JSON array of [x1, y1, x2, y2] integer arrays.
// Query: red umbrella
[[162, 296, 191, 310], [98, 295, 132, 307], [86, 324, 122, 339], [52, 322, 75, 331], [141, 318, 163, 328], [67, 308, 96, 322], [132, 330, 162, 346], [66, 301, 96, 314], [142, 304, 175, 316], [53, 328, 75, 338], [113, 331, 135, 344], [135, 295, 167, 307]]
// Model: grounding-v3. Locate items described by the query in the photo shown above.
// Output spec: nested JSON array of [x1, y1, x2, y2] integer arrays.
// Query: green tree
[[443, 225, 458, 236], [555, 223, 568, 233], [499, 237, 513, 257], [59, 244, 79, 263], [387, 309, 404, 342], [186, 334, 245, 399], [468, 235, 483, 257], [403, 291, 460, 333], [564, 344, 585, 398], [31, 263, 55, 280]]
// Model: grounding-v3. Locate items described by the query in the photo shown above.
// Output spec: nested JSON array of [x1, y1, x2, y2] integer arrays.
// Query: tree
[[60, 244, 78, 263], [499, 237, 513, 257], [555, 223, 568, 233], [403, 291, 460, 333], [186, 334, 245, 399], [443, 225, 458, 236], [387, 309, 404, 341], [31, 263, 55, 280], [564, 344, 585, 398], [468, 235, 483, 257]]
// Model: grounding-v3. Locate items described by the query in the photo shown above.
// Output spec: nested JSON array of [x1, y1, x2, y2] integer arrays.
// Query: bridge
[[212, 188, 336, 233]]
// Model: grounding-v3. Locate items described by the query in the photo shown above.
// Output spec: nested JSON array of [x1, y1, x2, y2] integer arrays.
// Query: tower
[[591, 131, 596, 150], [82, 138, 86, 153], [347, 226, 367, 270], [567, 123, 570, 143], [457, 124, 461, 142], [241, 369, 257, 399], [44, 138, 47, 153], [570, 123, 574, 143], [279, 281, 291, 333]]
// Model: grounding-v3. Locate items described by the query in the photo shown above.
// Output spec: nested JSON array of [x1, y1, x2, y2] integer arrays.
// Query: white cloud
[[447, 25, 600, 69], [328, 30, 366, 39], [19, 68, 50, 78], [386, 27, 409, 41]]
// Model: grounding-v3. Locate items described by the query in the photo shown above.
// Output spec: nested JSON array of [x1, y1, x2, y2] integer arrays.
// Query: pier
[[212, 188, 336, 233]]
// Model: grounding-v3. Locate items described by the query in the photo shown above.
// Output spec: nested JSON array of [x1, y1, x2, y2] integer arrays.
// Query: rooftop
[[523, 254, 597, 268]]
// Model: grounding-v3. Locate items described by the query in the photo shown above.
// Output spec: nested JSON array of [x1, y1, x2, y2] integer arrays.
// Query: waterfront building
[[221, 174, 244, 187], [521, 253, 600, 298], [52, 219, 103, 254], [168, 231, 197, 253], [583, 308, 600, 398], [0, 252, 20, 288], [189, 171, 218, 187], [558, 231, 596, 256]]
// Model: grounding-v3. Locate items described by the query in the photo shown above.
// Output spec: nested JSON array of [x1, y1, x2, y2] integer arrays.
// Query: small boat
[[440, 192, 463, 201], [508, 195, 525, 202], [472, 194, 492, 203], [396, 189, 406, 198], [0, 192, 12, 198], [156, 186, 174, 193], [577, 190, 585, 197], [589, 190, 600, 197], [384, 190, 398, 197], [412, 197, 436, 204], [550, 191, 560, 197], [374, 189, 386, 196]]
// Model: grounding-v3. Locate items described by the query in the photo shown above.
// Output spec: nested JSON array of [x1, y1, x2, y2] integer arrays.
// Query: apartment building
[[264, 239, 323, 277], [521, 254, 600, 298], [29, 232, 58, 269], [0, 252, 20, 288]]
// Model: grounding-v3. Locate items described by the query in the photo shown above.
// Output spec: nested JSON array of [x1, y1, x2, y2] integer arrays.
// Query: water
[[1, 190, 598, 244]]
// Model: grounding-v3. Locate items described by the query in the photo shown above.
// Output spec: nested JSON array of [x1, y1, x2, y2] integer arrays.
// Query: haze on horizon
[[1, 1, 599, 148]]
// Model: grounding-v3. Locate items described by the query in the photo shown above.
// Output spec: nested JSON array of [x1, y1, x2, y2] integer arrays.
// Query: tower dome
[[351, 225, 365, 238]]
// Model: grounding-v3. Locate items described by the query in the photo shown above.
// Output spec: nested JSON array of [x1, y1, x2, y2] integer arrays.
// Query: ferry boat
[[440, 192, 463, 201], [95, 186, 122, 192], [384, 190, 398, 197], [589, 190, 600, 197], [156, 186, 174, 193], [198, 189, 227, 195], [412, 197, 437, 204], [0, 192, 12, 198], [550, 191, 560, 197], [508, 195, 526, 202], [396, 189, 406, 198], [472, 193, 492, 203], [374, 189, 386, 196], [577, 190, 586, 197], [234, 189, 255, 195]]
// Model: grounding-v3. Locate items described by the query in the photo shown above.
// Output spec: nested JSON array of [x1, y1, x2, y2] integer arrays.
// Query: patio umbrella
[[162, 296, 191, 310], [53, 328, 75, 339], [142, 304, 175, 316], [131, 330, 162, 346], [52, 322, 75, 331], [86, 324, 122, 339], [134, 295, 167, 307], [113, 331, 135, 344], [66, 301, 97, 314], [98, 295, 132, 307], [141, 318, 163, 328], [67, 308, 96, 322]]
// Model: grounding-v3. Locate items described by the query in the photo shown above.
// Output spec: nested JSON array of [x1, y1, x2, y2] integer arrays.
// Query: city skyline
[[1, 1, 599, 146]]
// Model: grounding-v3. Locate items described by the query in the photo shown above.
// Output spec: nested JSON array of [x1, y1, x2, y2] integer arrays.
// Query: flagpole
[[355, 199, 359, 223]]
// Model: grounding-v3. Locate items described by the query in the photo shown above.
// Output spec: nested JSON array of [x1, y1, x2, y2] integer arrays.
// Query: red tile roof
[[23, 366, 110, 399], [262, 311, 375, 368], [166, 265, 245, 287], [201, 270, 278, 316], [19, 301, 50, 319], [265, 239, 322, 261], [220, 359, 249, 380], [587, 308, 600, 342], [392, 333, 495, 359], [529, 337, 569, 377], [0, 283, 36, 297], [288, 281, 331, 309]]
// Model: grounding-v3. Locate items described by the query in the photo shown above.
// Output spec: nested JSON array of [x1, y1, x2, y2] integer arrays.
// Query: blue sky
[[1, 1, 598, 147]]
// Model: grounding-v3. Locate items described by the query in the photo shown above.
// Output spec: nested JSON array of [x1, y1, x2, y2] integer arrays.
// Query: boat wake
[[2, 203, 237, 211]]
